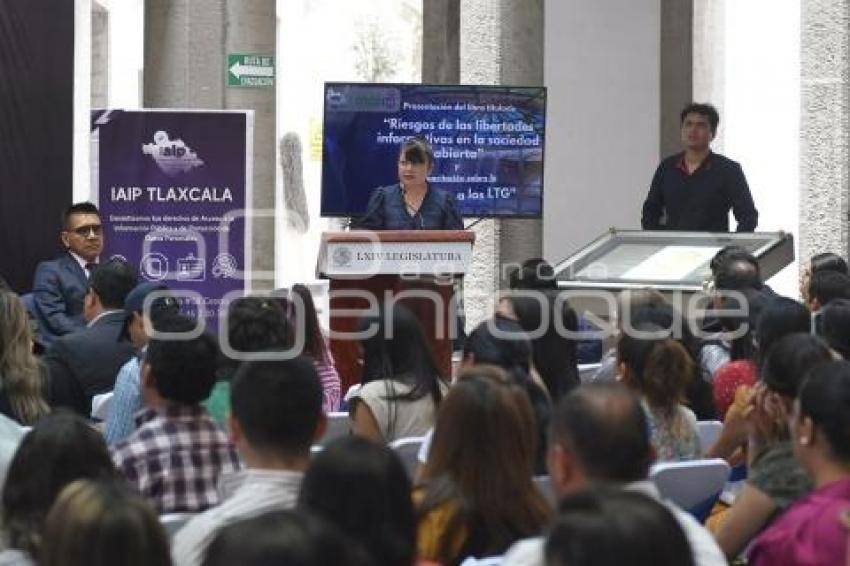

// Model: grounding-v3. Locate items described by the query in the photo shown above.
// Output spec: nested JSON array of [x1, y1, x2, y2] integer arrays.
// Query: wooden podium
[[317, 230, 475, 392]]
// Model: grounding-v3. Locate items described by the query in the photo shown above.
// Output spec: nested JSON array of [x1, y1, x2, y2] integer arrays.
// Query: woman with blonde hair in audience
[[41, 479, 171, 566], [748, 360, 850, 565], [289, 284, 341, 412], [349, 303, 448, 443], [617, 321, 700, 461], [0, 291, 49, 425], [416, 366, 551, 564]]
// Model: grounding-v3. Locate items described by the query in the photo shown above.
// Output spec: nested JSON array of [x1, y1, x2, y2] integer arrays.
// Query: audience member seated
[[299, 436, 416, 566], [713, 333, 832, 559], [630, 303, 716, 420], [289, 284, 341, 412], [544, 487, 696, 566], [45, 259, 136, 416], [591, 288, 667, 383], [172, 355, 325, 566], [200, 510, 370, 566], [699, 285, 767, 385], [712, 296, 809, 419], [502, 382, 724, 566], [417, 366, 551, 564], [31, 202, 104, 348], [0, 412, 117, 566], [807, 269, 850, 312], [800, 251, 848, 304], [0, 291, 50, 425], [707, 246, 778, 302], [207, 296, 292, 427], [507, 258, 602, 364], [103, 282, 179, 445], [112, 315, 240, 514], [617, 322, 701, 461], [348, 303, 448, 443], [497, 291, 580, 400], [748, 360, 850, 565], [818, 298, 850, 359], [40, 479, 171, 566], [414, 315, 553, 480]]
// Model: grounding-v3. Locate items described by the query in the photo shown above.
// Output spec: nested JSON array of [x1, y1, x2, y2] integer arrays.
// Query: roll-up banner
[[91, 109, 253, 329]]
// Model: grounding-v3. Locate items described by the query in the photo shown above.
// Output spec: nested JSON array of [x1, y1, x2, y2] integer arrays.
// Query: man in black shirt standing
[[641, 103, 758, 232]]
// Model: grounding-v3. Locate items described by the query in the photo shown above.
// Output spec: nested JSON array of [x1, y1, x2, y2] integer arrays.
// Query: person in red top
[[642, 103, 758, 232]]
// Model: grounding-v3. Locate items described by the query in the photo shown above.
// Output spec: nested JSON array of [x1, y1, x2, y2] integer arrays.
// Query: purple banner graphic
[[93, 110, 250, 328]]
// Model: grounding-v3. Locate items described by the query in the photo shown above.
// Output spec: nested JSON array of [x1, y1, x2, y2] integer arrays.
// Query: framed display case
[[554, 229, 794, 293]]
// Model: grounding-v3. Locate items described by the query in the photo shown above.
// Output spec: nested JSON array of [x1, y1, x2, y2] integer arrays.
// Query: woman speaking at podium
[[356, 136, 464, 230]]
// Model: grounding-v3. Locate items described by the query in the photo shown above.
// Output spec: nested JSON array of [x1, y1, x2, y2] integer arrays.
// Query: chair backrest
[[318, 412, 350, 445], [578, 362, 602, 384], [696, 420, 723, 453], [459, 556, 504, 566], [390, 436, 426, 480], [533, 475, 557, 506], [90, 391, 114, 421], [160, 513, 195, 538], [650, 458, 730, 511]]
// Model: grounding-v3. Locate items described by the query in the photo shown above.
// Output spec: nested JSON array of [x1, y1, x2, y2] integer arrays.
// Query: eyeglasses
[[70, 224, 103, 237]]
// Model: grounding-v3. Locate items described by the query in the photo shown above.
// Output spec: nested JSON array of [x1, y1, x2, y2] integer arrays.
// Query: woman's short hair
[[41, 479, 170, 566], [400, 136, 434, 166], [545, 486, 694, 566], [1, 412, 117, 559], [299, 436, 415, 566], [202, 509, 370, 566]]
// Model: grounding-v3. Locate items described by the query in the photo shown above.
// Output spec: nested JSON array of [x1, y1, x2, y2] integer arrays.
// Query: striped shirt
[[112, 404, 241, 514], [172, 468, 304, 566], [313, 358, 341, 412]]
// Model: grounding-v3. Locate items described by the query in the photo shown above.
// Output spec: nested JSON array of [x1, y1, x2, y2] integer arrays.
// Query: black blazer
[[45, 310, 135, 417], [32, 252, 90, 348]]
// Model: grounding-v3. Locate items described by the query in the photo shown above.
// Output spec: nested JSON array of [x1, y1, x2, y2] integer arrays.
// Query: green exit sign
[[227, 54, 274, 87]]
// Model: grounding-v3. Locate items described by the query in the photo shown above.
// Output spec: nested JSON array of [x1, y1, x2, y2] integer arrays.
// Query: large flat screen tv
[[321, 82, 546, 219]]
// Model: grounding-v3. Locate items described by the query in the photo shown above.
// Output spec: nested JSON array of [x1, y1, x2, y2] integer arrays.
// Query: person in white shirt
[[502, 383, 725, 566], [172, 356, 326, 566]]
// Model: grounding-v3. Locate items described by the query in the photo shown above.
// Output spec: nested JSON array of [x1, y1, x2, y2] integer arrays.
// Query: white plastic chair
[[319, 411, 350, 445], [459, 556, 504, 566], [90, 391, 114, 421], [533, 475, 557, 506], [650, 458, 731, 511], [160, 513, 195, 538], [696, 420, 723, 454], [390, 436, 426, 480]]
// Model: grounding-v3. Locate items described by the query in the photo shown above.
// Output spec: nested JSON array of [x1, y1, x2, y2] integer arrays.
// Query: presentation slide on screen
[[321, 83, 546, 218]]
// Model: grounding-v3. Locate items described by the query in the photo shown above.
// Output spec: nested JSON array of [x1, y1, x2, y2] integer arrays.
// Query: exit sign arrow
[[229, 62, 274, 79], [226, 54, 275, 87]]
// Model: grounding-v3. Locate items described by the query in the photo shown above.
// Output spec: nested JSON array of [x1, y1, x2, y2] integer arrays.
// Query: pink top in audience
[[748, 477, 850, 566]]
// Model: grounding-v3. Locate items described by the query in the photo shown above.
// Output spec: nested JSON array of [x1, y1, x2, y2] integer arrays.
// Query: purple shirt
[[749, 477, 850, 566]]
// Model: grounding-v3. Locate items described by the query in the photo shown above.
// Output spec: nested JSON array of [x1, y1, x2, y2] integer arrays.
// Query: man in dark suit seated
[[45, 258, 137, 416], [31, 202, 104, 348]]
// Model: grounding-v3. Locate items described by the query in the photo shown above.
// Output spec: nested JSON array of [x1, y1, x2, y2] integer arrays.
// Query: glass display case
[[554, 229, 794, 293]]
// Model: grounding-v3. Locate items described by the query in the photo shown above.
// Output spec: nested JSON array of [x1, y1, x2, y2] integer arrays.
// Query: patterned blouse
[[641, 399, 701, 462]]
